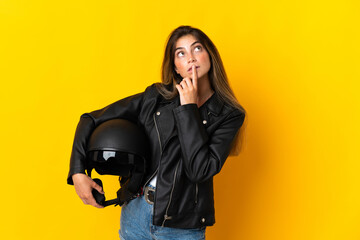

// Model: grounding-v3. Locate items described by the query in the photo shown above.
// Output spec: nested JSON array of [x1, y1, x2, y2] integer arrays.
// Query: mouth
[[188, 66, 200, 72]]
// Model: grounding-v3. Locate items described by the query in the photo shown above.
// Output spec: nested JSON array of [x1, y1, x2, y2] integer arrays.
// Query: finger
[[180, 78, 192, 90], [87, 196, 104, 208], [175, 84, 183, 94], [81, 193, 104, 208], [179, 80, 187, 89], [192, 65, 198, 89], [92, 182, 104, 194], [182, 78, 193, 89]]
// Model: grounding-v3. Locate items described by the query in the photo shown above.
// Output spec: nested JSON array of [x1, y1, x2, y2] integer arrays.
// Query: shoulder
[[223, 103, 245, 118], [143, 82, 168, 96], [140, 83, 168, 106], [208, 92, 245, 119], [139, 83, 160, 100], [217, 98, 246, 128], [143, 82, 175, 102]]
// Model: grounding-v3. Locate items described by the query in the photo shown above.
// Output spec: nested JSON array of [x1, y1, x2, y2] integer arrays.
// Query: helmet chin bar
[[91, 178, 137, 207], [88, 153, 146, 207]]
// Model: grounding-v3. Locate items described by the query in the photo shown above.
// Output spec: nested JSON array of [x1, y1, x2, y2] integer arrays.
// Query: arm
[[173, 104, 245, 183], [67, 85, 153, 185]]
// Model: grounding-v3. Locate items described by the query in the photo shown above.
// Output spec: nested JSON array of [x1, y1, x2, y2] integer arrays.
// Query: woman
[[68, 25, 246, 240]]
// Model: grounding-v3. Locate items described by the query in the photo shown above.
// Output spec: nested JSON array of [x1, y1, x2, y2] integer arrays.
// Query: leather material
[[67, 83, 245, 229]]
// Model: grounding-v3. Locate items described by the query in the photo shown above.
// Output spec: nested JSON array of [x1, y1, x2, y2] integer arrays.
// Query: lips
[[188, 66, 200, 72]]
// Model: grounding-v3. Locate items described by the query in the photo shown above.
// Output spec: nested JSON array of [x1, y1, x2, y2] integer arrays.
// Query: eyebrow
[[175, 41, 201, 51]]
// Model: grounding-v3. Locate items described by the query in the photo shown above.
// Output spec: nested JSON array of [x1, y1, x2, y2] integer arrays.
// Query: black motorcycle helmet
[[86, 118, 148, 207]]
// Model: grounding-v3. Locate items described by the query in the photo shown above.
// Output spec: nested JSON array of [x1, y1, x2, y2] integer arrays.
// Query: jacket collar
[[204, 92, 224, 116]]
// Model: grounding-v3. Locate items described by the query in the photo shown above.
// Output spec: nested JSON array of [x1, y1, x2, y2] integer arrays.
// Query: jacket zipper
[[143, 168, 158, 191], [162, 161, 180, 227], [142, 113, 163, 190], [151, 111, 180, 227], [195, 183, 198, 205], [153, 112, 163, 152]]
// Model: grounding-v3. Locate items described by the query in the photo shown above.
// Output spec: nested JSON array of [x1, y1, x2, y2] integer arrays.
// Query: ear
[[175, 67, 179, 74]]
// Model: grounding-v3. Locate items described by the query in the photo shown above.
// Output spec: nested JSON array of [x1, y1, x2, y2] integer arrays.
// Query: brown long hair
[[156, 25, 246, 156]]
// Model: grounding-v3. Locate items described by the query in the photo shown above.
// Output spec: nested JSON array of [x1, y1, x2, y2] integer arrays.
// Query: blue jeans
[[119, 191, 206, 240]]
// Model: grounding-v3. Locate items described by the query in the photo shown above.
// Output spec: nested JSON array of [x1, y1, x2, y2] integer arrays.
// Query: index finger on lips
[[192, 65, 198, 88]]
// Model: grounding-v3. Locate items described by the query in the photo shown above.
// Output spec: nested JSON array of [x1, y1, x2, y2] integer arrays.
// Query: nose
[[187, 54, 196, 63]]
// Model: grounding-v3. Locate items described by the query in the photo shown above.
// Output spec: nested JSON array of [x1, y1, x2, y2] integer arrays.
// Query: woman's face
[[174, 34, 211, 81]]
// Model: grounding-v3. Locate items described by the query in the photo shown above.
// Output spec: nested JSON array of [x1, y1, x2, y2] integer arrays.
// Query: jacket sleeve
[[173, 104, 245, 183], [67, 85, 152, 185]]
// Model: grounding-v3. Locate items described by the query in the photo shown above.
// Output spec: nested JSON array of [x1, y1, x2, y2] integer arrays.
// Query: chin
[[196, 73, 206, 80]]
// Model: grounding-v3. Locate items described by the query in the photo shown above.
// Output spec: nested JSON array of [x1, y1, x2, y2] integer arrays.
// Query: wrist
[[72, 173, 87, 182]]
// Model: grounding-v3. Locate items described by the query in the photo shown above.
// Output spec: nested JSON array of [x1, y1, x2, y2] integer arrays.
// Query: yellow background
[[1, 0, 359, 239]]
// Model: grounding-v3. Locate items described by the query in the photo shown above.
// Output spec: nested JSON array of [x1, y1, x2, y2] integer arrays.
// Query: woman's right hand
[[72, 173, 105, 208]]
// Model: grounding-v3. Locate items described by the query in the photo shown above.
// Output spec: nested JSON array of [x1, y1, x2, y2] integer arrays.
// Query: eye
[[176, 51, 184, 57], [194, 46, 202, 51]]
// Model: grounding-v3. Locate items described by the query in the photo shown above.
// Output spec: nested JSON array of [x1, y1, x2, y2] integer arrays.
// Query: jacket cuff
[[173, 103, 198, 113]]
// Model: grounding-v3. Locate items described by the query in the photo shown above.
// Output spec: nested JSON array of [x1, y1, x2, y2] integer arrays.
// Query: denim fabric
[[119, 192, 206, 240]]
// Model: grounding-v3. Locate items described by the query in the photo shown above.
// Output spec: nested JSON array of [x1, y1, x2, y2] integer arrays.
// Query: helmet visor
[[89, 150, 133, 176]]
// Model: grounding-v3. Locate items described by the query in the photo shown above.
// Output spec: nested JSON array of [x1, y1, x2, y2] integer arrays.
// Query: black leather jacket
[[67, 83, 245, 229]]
